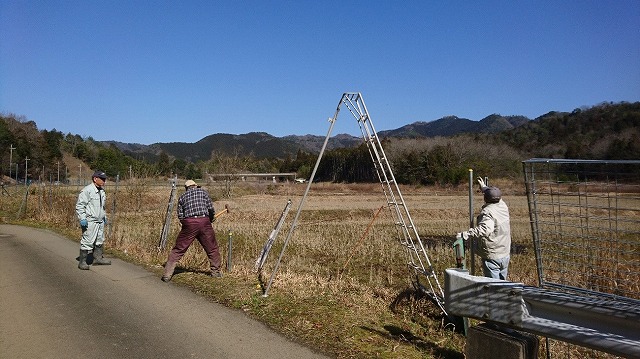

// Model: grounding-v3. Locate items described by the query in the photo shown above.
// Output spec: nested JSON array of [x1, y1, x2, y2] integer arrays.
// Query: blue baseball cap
[[92, 170, 107, 180]]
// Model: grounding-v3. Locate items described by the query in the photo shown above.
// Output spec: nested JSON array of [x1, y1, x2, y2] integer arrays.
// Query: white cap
[[184, 180, 198, 187]]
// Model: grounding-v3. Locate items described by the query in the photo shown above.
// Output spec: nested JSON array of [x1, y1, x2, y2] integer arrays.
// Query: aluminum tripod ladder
[[339, 92, 447, 315], [262, 92, 446, 315]]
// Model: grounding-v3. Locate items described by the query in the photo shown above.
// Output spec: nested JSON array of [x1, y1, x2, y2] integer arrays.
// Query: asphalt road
[[0, 224, 329, 359]]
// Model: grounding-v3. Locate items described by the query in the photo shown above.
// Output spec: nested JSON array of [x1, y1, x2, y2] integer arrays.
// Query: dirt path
[[0, 224, 329, 359]]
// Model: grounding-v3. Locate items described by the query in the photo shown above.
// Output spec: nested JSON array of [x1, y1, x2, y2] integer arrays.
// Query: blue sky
[[1, 1, 639, 145]]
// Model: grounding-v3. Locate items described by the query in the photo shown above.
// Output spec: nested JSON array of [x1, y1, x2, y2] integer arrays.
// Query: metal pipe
[[263, 113, 339, 297], [226, 230, 233, 272], [445, 268, 640, 358], [468, 169, 475, 275]]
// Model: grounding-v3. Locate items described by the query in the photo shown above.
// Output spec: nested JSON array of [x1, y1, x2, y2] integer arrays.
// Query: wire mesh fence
[[523, 159, 640, 358], [523, 159, 640, 303]]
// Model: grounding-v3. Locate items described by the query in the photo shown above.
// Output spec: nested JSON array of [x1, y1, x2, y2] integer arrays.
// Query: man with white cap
[[161, 179, 222, 282], [76, 170, 111, 269], [456, 177, 512, 280]]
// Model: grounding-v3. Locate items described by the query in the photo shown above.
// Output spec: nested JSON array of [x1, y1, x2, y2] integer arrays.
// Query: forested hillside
[[0, 114, 160, 183], [375, 101, 639, 185], [498, 101, 640, 159], [1, 101, 638, 185], [378, 114, 529, 138]]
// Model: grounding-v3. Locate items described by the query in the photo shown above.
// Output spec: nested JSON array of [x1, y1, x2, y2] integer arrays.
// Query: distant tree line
[[1, 101, 638, 185]]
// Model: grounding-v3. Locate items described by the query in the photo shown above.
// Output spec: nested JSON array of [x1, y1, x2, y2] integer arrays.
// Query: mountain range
[[108, 113, 531, 162]]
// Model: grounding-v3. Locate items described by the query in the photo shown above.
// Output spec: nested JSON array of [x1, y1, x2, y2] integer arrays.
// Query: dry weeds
[[0, 180, 621, 358]]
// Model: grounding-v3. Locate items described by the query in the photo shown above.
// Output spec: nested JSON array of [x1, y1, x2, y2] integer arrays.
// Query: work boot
[[78, 249, 90, 270], [210, 269, 223, 278], [161, 261, 177, 282], [92, 245, 111, 265]]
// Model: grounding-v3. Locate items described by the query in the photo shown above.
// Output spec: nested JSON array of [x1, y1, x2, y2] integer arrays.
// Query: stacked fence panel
[[523, 159, 640, 303]]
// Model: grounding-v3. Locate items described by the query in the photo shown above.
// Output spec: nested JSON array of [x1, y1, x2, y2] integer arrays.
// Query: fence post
[[468, 169, 475, 275], [226, 230, 233, 272], [107, 174, 119, 241]]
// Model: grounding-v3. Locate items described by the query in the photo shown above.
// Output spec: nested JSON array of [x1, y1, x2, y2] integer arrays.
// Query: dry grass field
[[0, 179, 620, 358]]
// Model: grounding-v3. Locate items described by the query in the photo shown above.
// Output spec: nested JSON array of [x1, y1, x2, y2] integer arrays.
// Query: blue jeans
[[482, 256, 510, 280]]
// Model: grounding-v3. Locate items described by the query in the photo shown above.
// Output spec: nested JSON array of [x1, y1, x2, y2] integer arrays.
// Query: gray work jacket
[[76, 183, 106, 223]]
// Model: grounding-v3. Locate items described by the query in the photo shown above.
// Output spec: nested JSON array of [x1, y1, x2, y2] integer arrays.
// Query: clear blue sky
[[1, 1, 639, 145]]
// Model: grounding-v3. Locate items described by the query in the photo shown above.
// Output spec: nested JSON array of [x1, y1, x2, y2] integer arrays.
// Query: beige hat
[[184, 180, 198, 187]]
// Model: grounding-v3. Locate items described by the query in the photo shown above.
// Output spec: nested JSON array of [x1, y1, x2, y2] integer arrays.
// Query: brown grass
[[0, 180, 616, 358]]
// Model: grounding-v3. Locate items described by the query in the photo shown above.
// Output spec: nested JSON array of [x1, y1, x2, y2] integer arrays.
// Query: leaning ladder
[[158, 176, 178, 251], [340, 93, 447, 315]]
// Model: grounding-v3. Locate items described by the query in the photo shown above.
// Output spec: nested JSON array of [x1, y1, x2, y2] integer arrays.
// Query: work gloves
[[79, 218, 107, 230], [477, 177, 487, 190]]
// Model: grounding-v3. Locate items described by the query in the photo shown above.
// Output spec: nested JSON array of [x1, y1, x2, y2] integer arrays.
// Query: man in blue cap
[[75, 170, 111, 269]]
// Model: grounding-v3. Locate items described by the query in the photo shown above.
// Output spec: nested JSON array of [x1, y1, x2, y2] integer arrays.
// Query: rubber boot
[[92, 245, 111, 265], [210, 263, 223, 278], [78, 249, 90, 270], [161, 261, 177, 282]]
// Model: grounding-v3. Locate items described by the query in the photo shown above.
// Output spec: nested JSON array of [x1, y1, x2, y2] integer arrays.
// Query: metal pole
[[255, 199, 293, 271], [24, 157, 29, 186], [226, 230, 233, 272], [468, 168, 475, 275], [9, 144, 15, 180], [157, 176, 177, 251], [263, 115, 338, 297], [107, 174, 119, 241]]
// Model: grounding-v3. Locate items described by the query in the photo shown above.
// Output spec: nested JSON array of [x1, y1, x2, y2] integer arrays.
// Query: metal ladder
[[339, 93, 447, 315]]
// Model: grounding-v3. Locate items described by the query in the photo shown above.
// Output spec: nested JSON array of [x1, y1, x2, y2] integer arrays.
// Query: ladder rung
[[407, 263, 433, 276], [402, 241, 425, 254], [393, 222, 413, 230], [409, 246, 425, 255]]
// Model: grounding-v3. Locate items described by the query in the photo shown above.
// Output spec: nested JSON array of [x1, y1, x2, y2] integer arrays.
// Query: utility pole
[[9, 144, 15, 181], [79, 165, 82, 185], [57, 161, 60, 182], [24, 157, 30, 185]]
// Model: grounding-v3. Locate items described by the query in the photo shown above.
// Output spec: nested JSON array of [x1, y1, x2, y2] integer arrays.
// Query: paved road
[[0, 224, 328, 359]]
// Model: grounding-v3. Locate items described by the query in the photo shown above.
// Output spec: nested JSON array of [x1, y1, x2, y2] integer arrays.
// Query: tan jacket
[[461, 199, 511, 260]]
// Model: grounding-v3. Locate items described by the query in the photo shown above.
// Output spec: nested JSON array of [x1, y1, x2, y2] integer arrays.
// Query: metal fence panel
[[523, 159, 640, 303]]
